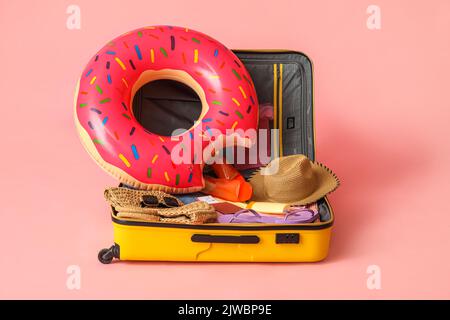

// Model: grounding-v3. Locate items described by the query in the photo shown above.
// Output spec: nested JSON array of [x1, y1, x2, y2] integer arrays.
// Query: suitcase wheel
[[98, 244, 119, 264]]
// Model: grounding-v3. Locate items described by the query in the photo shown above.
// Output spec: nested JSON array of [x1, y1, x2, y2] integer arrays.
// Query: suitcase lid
[[132, 50, 314, 160], [233, 50, 315, 160]]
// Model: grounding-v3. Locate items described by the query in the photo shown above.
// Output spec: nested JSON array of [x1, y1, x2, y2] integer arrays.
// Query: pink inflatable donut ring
[[75, 26, 259, 193]]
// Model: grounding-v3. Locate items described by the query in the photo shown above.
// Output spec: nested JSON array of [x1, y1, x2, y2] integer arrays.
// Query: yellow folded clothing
[[227, 201, 318, 215], [228, 201, 289, 214]]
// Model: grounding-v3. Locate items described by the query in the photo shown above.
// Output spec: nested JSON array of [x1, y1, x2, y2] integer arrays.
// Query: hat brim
[[249, 161, 340, 205]]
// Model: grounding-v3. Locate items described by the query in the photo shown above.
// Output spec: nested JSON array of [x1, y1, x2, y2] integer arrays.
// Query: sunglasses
[[140, 194, 183, 208]]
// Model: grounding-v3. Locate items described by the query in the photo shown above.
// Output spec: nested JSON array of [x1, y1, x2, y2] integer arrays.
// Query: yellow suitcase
[[98, 50, 336, 263]]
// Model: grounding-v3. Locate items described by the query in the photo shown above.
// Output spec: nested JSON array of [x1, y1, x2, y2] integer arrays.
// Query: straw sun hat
[[249, 155, 340, 205]]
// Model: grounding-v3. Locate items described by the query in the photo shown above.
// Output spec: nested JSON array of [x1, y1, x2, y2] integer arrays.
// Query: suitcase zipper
[[112, 214, 333, 230], [278, 63, 283, 156], [273, 63, 279, 158], [272, 63, 283, 158]]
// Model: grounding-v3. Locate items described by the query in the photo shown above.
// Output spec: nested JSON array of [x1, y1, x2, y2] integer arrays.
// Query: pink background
[[1, 0, 449, 299]]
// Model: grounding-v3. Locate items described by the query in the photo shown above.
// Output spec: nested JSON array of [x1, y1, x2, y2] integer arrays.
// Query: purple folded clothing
[[217, 207, 319, 224]]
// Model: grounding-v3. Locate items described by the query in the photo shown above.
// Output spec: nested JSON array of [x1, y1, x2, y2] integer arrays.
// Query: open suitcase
[[98, 50, 335, 263]]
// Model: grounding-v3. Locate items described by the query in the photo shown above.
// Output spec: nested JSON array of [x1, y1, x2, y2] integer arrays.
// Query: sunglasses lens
[[141, 195, 159, 207], [163, 197, 180, 207]]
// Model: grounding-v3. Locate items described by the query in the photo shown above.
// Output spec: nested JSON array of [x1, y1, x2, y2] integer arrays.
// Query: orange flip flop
[[202, 164, 253, 202]]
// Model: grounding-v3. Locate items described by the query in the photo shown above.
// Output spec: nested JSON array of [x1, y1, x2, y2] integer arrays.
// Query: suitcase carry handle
[[191, 234, 260, 244]]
